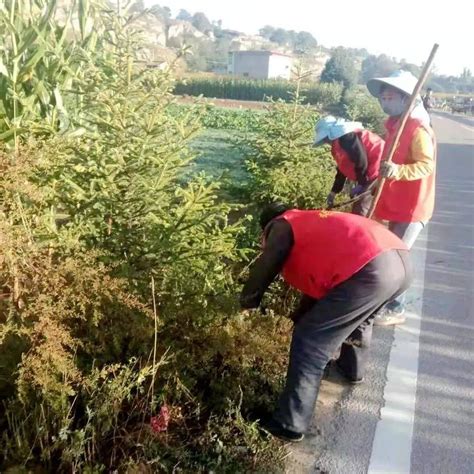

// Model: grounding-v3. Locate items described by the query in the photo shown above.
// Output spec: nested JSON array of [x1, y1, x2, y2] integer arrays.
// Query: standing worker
[[314, 116, 385, 216], [422, 87, 435, 124], [367, 70, 436, 326], [240, 203, 412, 441], [422, 87, 435, 112]]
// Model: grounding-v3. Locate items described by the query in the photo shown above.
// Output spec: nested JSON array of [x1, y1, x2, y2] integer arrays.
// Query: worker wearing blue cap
[[314, 116, 385, 216]]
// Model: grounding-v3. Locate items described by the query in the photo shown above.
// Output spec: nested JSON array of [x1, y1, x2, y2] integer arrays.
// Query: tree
[[212, 19, 223, 36], [177, 8, 192, 21], [0, 4, 247, 471], [192, 12, 212, 33], [244, 71, 333, 208], [259, 25, 275, 39], [258, 26, 316, 52], [294, 31, 317, 52], [149, 4, 171, 21], [321, 47, 359, 88], [399, 61, 421, 77], [361, 54, 398, 83], [130, 0, 145, 13], [269, 28, 292, 46]]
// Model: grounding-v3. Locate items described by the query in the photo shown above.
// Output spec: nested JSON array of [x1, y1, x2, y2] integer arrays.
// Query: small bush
[[242, 94, 334, 209], [169, 103, 265, 132], [342, 86, 386, 135], [0, 5, 288, 472]]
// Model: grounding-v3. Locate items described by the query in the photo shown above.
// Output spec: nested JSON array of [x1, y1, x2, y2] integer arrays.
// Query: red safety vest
[[277, 209, 407, 299], [331, 130, 385, 182], [375, 117, 436, 222]]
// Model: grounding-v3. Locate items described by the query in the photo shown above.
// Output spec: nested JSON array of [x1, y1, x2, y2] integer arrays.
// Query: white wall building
[[228, 51, 293, 80]]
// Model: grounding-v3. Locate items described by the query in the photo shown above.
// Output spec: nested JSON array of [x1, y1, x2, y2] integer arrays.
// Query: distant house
[[228, 51, 293, 80]]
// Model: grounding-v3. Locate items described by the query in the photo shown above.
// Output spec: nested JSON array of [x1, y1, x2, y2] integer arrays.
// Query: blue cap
[[314, 116, 363, 146]]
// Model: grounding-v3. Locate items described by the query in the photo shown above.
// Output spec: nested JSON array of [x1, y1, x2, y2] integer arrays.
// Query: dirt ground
[[175, 95, 272, 110]]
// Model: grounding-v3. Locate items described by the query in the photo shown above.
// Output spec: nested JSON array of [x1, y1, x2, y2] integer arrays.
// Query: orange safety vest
[[277, 210, 407, 299], [331, 130, 385, 182], [375, 117, 436, 223]]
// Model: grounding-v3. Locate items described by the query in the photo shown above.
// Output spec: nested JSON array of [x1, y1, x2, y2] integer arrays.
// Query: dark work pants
[[351, 192, 373, 217], [273, 249, 412, 434]]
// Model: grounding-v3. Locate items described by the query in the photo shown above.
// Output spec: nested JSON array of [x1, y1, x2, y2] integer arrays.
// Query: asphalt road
[[288, 112, 474, 474], [410, 113, 474, 474]]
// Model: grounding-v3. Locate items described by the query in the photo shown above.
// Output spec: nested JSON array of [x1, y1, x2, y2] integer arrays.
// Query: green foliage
[[184, 36, 228, 72], [321, 47, 359, 89], [199, 105, 264, 131], [168, 30, 231, 73], [302, 82, 346, 108], [0, 151, 157, 469], [243, 84, 334, 208], [56, 84, 237, 301], [0, 0, 101, 146], [149, 4, 171, 22], [174, 76, 343, 106], [361, 54, 398, 83], [342, 86, 386, 135], [130, 0, 146, 13], [0, 4, 289, 472], [177, 8, 193, 21], [189, 128, 248, 179], [427, 70, 474, 94], [294, 31, 318, 52], [192, 12, 212, 33], [258, 25, 318, 51], [0, 4, 345, 472]]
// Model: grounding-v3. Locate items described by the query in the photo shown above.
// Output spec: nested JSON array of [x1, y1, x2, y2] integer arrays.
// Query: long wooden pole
[[367, 43, 439, 219]]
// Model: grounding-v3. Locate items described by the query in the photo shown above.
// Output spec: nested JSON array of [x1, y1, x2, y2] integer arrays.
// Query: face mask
[[379, 96, 407, 116]]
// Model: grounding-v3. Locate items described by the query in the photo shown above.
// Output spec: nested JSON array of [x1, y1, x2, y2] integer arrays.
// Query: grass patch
[[189, 128, 250, 198]]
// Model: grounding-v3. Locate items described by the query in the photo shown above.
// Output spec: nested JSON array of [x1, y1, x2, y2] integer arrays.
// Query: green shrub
[[342, 86, 386, 135], [169, 103, 265, 132], [0, 4, 287, 472], [243, 92, 335, 209]]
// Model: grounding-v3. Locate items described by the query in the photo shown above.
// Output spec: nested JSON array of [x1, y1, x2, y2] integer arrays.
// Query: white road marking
[[368, 241, 427, 474]]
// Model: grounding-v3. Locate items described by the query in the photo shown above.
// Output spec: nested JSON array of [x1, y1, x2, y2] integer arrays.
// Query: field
[[190, 128, 248, 181], [174, 76, 344, 107]]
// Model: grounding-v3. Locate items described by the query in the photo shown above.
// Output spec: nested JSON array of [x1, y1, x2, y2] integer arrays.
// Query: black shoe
[[334, 361, 364, 385], [260, 418, 304, 442]]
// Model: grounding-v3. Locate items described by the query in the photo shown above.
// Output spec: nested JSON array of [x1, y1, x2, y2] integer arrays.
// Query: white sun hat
[[367, 70, 419, 98]]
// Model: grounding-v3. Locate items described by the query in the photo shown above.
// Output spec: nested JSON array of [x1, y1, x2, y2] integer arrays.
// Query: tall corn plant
[[0, 0, 101, 148]]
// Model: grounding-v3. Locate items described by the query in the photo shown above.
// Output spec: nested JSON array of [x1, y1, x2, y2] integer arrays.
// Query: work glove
[[326, 191, 336, 208], [350, 184, 366, 199], [379, 161, 400, 179]]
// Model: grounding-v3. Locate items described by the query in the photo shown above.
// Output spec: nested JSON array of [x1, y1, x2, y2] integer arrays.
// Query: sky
[[144, 0, 472, 76]]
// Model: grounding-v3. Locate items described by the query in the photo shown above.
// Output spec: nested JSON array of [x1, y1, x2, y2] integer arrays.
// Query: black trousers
[[351, 192, 373, 217], [274, 249, 412, 433]]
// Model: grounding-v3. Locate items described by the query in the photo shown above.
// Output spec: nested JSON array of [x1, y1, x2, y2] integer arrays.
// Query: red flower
[[150, 405, 170, 433]]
